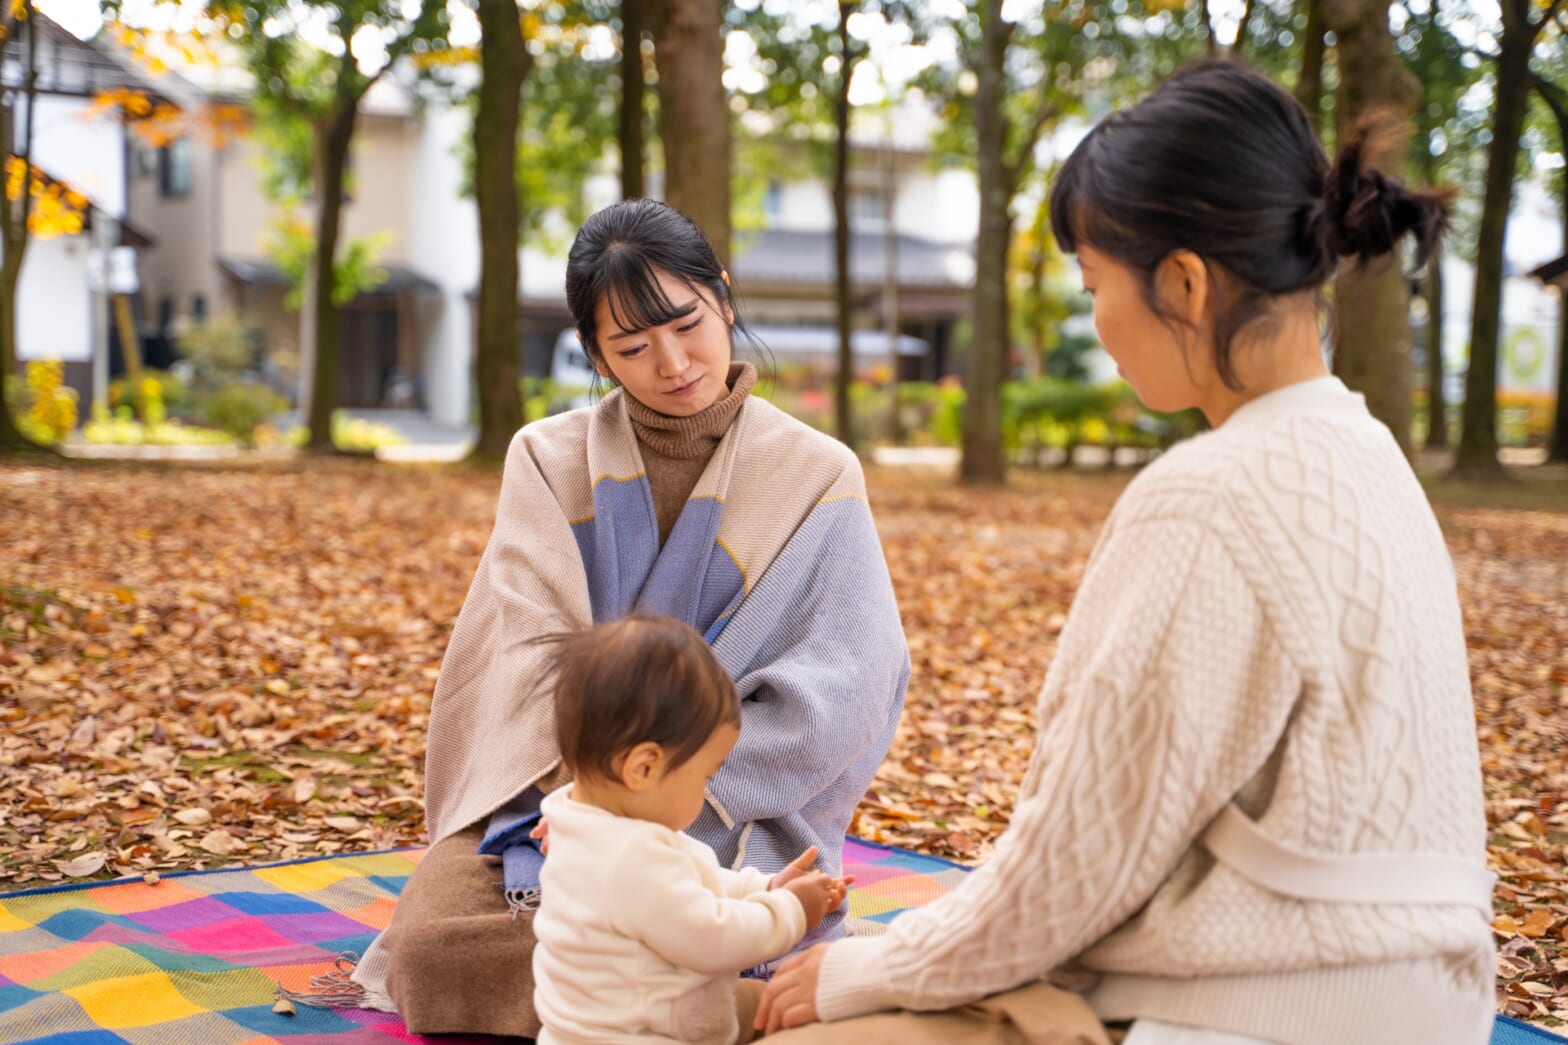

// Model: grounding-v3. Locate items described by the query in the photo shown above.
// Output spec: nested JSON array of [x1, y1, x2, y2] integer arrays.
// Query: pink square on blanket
[[166, 916, 300, 955]]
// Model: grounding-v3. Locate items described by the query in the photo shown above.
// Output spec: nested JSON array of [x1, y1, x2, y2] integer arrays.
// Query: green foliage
[[203, 384, 286, 446], [263, 215, 392, 309], [5, 360, 79, 445], [176, 319, 257, 391], [110, 370, 192, 420], [520, 377, 593, 420], [81, 403, 235, 447], [272, 412, 409, 452]]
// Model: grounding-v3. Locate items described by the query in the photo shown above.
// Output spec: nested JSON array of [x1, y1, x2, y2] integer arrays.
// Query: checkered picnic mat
[[1, 839, 1555, 1044], [0, 838, 968, 1044]]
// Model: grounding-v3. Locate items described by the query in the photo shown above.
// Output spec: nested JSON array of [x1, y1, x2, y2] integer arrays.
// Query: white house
[[2, 11, 159, 409]]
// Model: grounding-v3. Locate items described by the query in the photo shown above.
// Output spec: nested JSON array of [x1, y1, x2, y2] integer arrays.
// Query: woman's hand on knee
[[756, 942, 829, 1035]]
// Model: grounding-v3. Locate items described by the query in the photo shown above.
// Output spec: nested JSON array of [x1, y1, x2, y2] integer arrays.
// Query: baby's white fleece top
[[533, 785, 806, 1045]]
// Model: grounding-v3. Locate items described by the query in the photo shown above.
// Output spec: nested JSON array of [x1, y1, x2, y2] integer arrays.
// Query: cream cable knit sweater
[[817, 378, 1495, 1045]]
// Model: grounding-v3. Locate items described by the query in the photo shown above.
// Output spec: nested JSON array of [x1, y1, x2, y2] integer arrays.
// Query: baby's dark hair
[[546, 613, 739, 783], [1050, 59, 1449, 390]]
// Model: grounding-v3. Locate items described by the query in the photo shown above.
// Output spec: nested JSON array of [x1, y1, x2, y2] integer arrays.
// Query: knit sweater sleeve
[[815, 505, 1302, 1021]]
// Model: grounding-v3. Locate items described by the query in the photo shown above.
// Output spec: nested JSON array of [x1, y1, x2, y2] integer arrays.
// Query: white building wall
[[895, 168, 978, 244], [27, 95, 126, 218], [15, 235, 94, 364], [407, 98, 479, 429]]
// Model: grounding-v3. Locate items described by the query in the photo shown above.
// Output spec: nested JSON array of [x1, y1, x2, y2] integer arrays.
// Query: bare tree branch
[[1232, 0, 1260, 56], [1003, 93, 1060, 198]]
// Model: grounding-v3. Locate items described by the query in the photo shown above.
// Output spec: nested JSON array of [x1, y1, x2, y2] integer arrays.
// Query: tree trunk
[[649, 0, 730, 263], [0, 234, 27, 447], [961, 0, 1011, 485], [1455, 5, 1532, 479], [1296, 0, 1326, 138], [1541, 88, 1568, 464], [620, 0, 646, 201], [0, 5, 46, 453], [1424, 247, 1449, 450], [470, 0, 529, 463], [1551, 162, 1568, 463], [1200, 0, 1218, 55], [1322, 0, 1420, 456], [832, 2, 854, 449], [304, 105, 359, 452]]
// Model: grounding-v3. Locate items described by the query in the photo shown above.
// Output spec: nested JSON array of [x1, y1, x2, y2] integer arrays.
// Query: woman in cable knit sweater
[[347, 200, 909, 1037], [757, 61, 1495, 1045]]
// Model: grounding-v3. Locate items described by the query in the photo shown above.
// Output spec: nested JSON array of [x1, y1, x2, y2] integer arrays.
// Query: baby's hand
[[781, 872, 840, 932], [769, 846, 819, 891], [528, 818, 550, 855]]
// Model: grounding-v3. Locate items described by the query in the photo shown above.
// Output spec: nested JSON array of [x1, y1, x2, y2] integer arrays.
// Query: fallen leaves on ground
[[1, 459, 1564, 1026]]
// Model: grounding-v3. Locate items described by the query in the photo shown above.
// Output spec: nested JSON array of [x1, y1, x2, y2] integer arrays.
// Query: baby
[[531, 613, 849, 1045]]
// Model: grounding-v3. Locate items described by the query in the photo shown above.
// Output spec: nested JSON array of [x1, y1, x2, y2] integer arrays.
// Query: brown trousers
[[379, 821, 539, 1037]]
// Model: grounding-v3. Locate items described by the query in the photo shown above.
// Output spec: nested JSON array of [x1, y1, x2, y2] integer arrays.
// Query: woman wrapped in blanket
[[348, 199, 910, 1037], [757, 62, 1495, 1045]]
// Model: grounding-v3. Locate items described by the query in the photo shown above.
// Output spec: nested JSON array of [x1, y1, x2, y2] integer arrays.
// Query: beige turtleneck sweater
[[624, 361, 756, 545]]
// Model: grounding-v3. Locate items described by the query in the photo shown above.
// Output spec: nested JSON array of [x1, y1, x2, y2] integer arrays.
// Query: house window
[[849, 187, 887, 227], [159, 139, 192, 198], [191, 294, 207, 323], [764, 180, 782, 222]]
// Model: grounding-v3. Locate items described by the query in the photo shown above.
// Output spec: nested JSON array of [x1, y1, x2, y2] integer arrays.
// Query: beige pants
[[763, 980, 1116, 1045]]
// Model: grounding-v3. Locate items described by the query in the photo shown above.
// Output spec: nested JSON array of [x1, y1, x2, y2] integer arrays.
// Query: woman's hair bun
[[1315, 113, 1450, 268]]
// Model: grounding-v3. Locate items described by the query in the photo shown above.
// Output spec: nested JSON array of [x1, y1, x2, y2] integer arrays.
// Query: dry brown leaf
[[52, 852, 107, 878], [198, 829, 241, 855]]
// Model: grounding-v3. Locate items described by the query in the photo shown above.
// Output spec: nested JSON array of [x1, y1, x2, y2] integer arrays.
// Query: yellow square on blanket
[[252, 859, 357, 894], [63, 970, 207, 1028]]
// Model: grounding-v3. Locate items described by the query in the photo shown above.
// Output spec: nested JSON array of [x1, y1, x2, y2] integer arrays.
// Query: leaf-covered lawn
[[2, 460, 1565, 1024]]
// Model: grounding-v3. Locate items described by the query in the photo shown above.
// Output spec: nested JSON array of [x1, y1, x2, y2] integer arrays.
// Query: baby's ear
[[617, 742, 664, 792]]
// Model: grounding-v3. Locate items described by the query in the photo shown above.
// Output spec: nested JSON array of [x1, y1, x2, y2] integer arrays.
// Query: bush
[[5, 360, 79, 445], [266, 412, 408, 453], [81, 403, 234, 447], [203, 383, 286, 446], [110, 371, 192, 422], [176, 319, 258, 389]]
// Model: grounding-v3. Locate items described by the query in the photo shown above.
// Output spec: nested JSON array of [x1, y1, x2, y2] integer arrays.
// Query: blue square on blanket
[[11, 1032, 137, 1045], [224, 1002, 366, 1037], [212, 891, 328, 918], [34, 911, 143, 943]]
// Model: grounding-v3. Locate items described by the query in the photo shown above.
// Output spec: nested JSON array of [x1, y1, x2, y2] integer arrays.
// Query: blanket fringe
[[273, 951, 370, 1008], [506, 886, 542, 918]]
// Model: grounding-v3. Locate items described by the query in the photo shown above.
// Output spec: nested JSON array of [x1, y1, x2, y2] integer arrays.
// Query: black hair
[[1049, 59, 1449, 390], [564, 198, 770, 384], [546, 613, 739, 783]]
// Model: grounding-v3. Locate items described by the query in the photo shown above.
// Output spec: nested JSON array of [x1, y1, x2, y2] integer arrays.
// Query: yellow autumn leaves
[[84, 88, 250, 148], [4, 157, 89, 237]]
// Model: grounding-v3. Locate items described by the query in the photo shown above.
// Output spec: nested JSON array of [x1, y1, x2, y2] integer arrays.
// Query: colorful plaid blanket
[[0, 839, 1555, 1044], [0, 838, 963, 1044]]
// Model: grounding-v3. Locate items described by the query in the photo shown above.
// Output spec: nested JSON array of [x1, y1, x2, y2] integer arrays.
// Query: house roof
[[1529, 254, 1568, 288], [219, 256, 438, 296], [2, 10, 170, 99], [731, 228, 975, 291]]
